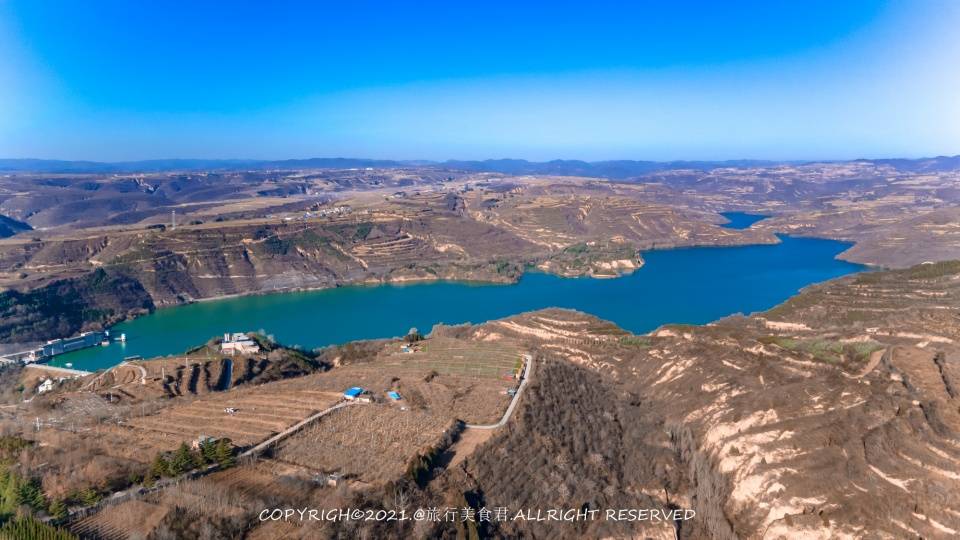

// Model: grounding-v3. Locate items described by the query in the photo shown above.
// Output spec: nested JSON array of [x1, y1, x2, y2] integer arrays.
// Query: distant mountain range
[[1, 155, 958, 178]]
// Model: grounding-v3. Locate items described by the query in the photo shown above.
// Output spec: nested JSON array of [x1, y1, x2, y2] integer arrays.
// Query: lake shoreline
[[164, 220, 787, 308], [47, 234, 866, 372], [2, 235, 767, 354]]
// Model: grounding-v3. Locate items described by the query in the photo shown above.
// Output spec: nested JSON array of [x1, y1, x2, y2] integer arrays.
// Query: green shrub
[[0, 516, 77, 540]]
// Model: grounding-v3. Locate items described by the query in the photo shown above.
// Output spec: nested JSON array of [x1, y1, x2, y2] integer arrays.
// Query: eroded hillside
[[440, 262, 960, 538], [3, 261, 954, 538]]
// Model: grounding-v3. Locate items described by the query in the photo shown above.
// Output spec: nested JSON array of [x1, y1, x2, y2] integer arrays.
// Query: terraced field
[[278, 405, 453, 484], [377, 337, 523, 379], [77, 335, 523, 457], [350, 231, 442, 268], [118, 388, 340, 450], [764, 260, 960, 345], [71, 499, 170, 540]]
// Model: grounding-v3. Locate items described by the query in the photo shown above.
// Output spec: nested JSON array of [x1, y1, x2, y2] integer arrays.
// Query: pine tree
[[48, 498, 67, 520], [0, 515, 77, 540], [79, 487, 100, 507], [0, 471, 20, 514], [148, 453, 169, 481], [18, 478, 46, 511], [169, 443, 195, 475], [32, 480, 46, 510], [214, 439, 235, 468], [199, 438, 217, 464]]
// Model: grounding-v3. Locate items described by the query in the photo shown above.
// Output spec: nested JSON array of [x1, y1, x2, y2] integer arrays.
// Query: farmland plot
[[120, 388, 341, 449], [378, 337, 523, 379], [71, 499, 170, 540], [278, 405, 452, 484], [272, 362, 514, 424]]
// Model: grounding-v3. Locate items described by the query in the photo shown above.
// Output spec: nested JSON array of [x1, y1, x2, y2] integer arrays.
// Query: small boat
[[65, 363, 73, 368]]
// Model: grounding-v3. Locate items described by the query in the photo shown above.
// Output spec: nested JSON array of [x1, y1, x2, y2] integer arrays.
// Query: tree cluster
[[146, 438, 236, 485], [0, 515, 76, 540], [0, 436, 74, 522]]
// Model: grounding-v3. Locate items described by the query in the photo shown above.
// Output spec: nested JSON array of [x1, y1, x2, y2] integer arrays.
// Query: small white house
[[37, 379, 54, 393]]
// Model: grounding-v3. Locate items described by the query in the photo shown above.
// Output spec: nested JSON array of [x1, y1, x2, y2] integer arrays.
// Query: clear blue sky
[[1, 1, 958, 161]]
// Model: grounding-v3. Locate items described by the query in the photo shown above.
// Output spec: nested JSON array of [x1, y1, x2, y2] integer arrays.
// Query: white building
[[220, 333, 260, 355]]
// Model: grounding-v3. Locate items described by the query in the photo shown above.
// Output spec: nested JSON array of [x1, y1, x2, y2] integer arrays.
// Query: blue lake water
[[720, 211, 768, 229], [51, 231, 863, 372]]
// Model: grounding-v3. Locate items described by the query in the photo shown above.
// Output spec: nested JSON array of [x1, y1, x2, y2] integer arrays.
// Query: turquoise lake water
[[51, 225, 863, 372]]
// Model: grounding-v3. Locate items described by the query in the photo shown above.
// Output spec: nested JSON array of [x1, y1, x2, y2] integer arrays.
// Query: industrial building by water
[[1, 330, 115, 364]]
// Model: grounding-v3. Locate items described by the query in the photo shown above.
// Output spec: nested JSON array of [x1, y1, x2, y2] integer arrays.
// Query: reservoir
[[720, 211, 768, 229], [51, 233, 864, 372]]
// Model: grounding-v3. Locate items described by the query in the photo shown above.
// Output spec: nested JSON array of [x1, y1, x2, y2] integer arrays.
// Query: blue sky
[[1, 0, 958, 161]]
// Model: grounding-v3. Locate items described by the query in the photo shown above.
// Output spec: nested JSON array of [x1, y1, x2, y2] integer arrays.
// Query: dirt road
[[466, 353, 533, 429], [240, 400, 364, 458]]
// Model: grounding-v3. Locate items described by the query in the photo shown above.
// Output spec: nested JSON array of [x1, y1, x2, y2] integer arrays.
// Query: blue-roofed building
[[343, 386, 364, 400], [387, 391, 402, 401]]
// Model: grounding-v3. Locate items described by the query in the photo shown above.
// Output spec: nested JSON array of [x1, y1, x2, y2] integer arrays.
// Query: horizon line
[[2, 153, 959, 166]]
